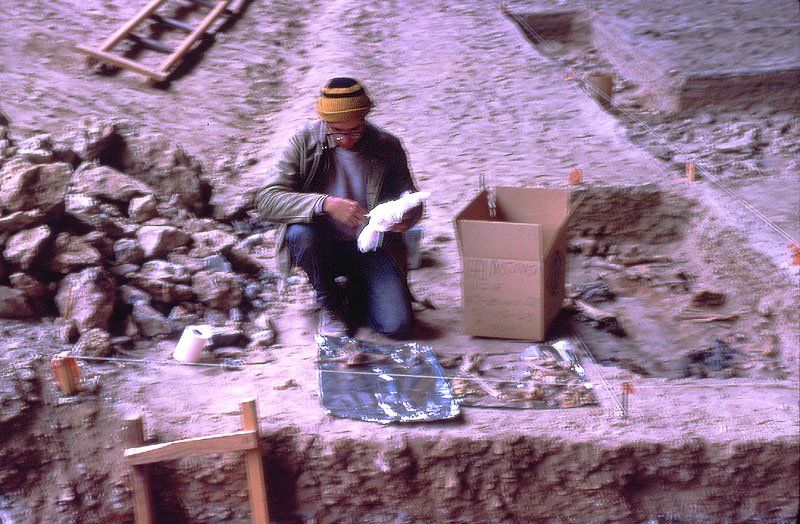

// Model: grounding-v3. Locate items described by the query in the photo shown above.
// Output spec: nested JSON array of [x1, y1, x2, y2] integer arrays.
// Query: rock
[[8, 272, 49, 299], [64, 193, 128, 238], [166, 253, 205, 274], [715, 129, 760, 154], [0, 158, 72, 213], [0, 365, 39, 430], [136, 225, 191, 259], [202, 254, 232, 272], [181, 217, 220, 234], [188, 229, 237, 258], [129, 274, 193, 305], [128, 194, 158, 222], [213, 347, 247, 359], [690, 290, 726, 308], [18, 134, 56, 162], [191, 270, 243, 309], [130, 301, 172, 337], [46, 232, 103, 273], [208, 326, 245, 348], [756, 295, 781, 317], [252, 311, 273, 331], [209, 188, 255, 220], [248, 329, 276, 349], [228, 244, 264, 274], [118, 284, 152, 306], [110, 264, 139, 278], [4, 225, 52, 270], [167, 303, 200, 331], [0, 286, 34, 318], [55, 267, 118, 332], [0, 209, 47, 233], [115, 127, 209, 214], [50, 317, 80, 344], [139, 259, 192, 283], [113, 239, 144, 265], [69, 163, 154, 203], [74, 327, 113, 357], [694, 112, 715, 125]]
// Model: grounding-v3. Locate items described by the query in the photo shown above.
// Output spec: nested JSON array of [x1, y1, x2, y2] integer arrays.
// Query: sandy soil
[[0, 0, 798, 523]]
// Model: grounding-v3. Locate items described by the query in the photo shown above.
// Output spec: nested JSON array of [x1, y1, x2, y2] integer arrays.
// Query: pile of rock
[[0, 116, 279, 355]]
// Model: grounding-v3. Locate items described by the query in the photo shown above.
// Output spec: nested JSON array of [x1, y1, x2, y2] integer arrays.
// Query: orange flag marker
[[789, 243, 800, 265]]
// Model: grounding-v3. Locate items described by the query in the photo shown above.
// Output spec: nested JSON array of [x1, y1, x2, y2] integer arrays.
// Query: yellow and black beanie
[[316, 77, 372, 122]]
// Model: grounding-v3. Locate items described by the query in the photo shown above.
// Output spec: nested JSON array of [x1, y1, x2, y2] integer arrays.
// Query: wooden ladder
[[122, 398, 271, 524], [76, 0, 231, 83]]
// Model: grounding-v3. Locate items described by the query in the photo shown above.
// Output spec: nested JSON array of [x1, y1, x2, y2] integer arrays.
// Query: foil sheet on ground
[[316, 336, 461, 424], [449, 340, 599, 410]]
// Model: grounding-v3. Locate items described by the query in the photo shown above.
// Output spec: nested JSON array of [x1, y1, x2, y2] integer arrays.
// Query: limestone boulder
[[4, 225, 52, 271], [113, 238, 144, 265], [128, 194, 158, 222], [115, 127, 209, 214], [64, 193, 131, 238], [208, 187, 255, 221], [8, 272, 49, 299], [167, 303, 200, 331], [46, 232, 103, 274], [191, 270, 243, 309], [0, 286, 34, 318], [130, 301, 172, 337], [74, 328, 113, 357], [69, 163, 154, 203], [52, 118, 119, 164], [17, 134, 55, 164], [138, 259, 192, 283], [0, 158, 71, 213], [55, 267, 117, 332], [129, 274, 193, 304], [188, 229, 238, 258], [136, 225, 191, 259], [0, 209, 47, 234]]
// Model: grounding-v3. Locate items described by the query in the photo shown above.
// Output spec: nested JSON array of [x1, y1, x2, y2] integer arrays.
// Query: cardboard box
[[454, 187, 570, 341]]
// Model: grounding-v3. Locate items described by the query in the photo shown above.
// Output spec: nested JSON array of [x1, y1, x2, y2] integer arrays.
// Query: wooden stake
[[685, 162, 696, 181], [241, 399, 271, 524], [122, 416, 156, 524]]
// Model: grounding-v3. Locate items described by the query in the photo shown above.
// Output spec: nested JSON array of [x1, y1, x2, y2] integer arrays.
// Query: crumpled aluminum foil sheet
[[316, 335, 461, 424]]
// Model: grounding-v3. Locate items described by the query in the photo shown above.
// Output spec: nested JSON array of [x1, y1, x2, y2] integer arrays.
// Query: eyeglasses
[[326, 126, 364, 142]]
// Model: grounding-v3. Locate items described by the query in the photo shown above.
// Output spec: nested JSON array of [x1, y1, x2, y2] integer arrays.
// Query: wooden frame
[[122, 398, 270, 524], [76, 0, 230, 83]]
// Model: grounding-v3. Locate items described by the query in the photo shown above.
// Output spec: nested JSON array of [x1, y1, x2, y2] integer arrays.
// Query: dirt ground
[[1, 0, 798, 523]]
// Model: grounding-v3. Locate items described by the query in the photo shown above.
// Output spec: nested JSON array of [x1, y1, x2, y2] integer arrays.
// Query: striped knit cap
[[316, 77, 372, 122]]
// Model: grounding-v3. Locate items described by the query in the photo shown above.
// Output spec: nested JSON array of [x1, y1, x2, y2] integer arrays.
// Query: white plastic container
[[172, 325, 212, 363]]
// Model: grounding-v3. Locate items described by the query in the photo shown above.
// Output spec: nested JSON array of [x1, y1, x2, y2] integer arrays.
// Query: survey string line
[[503, 6, 799, 247], [58, 354, 794, 389], [568, 327, 624, 414]]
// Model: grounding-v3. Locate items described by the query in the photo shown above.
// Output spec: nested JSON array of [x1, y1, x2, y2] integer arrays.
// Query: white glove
[[357, 191, 430, 252]]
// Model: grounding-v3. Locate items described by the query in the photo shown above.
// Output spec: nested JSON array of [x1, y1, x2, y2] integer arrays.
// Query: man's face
[[326, 119, 364, 150]]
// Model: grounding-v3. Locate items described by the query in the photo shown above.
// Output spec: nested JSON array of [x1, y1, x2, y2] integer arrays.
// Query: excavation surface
[[0, 0, 798, 523]]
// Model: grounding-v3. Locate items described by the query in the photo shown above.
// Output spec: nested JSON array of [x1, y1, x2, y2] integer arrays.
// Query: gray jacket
[[255, 119, 422, 279]]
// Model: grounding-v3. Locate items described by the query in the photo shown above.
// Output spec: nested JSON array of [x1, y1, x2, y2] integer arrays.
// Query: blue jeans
[[285, 223, 413, 339]]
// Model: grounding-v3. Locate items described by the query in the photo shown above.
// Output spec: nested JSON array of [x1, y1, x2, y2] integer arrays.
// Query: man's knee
[[286, 224, 328, 265], [285, 224, 318, 252], [373, 311, 413, 340]]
